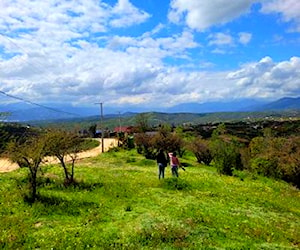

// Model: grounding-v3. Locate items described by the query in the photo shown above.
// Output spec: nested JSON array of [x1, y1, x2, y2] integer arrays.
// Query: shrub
[[152, 129, 185, 157], [188, 137, 212, 165], [249, 135, 300, 187], [210, 138, 242, 176], [134, 133, 156, 159], [134, 126, 185, 160], [210, 124, 243, 176], [250, 157, 281, 179]]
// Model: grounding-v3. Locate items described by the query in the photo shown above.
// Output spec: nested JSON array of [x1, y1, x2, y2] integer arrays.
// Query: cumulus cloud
[[110, 0, 151, 28], [227, 56, 300, 98], [208, 32, 252, 52], [208, 33, 234, 46], [238, 32, 252, 45], [261, 0, 300, 32], [108, 30, 199, 58], [168, 0, 256, 31], [0, 0, 299, 110]]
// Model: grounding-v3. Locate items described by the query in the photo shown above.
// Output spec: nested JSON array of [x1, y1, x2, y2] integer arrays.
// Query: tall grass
[[1, 149, 299, 249]]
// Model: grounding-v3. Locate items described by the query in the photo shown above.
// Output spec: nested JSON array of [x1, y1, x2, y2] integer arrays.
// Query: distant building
[[114, 126, 134, 133]]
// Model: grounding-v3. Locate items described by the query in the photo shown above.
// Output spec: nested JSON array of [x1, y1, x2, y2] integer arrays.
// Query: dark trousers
[[171, 165, 178, 177], [158, 163, 165, 179]]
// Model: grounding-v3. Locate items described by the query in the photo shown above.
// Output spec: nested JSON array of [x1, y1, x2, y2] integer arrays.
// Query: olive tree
[[45, 130, 85, 185], [7, 134, 48, 202]]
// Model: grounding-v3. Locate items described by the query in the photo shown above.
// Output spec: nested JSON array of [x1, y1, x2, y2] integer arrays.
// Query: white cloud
[[227, 56, 300, 98], [108, 30, 199, 58], [0, 0, 299, 110], [238, 32, 252, 45], [211, 48, 227, 54], [261, 0, 300, 32], [209, 33, 234, 46], [110, 0, 151, 28], [168, 0, 256, 31]]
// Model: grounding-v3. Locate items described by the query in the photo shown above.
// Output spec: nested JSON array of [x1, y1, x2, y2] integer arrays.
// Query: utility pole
[[95, 102, 104, 153], [118, 111, 121, 132]]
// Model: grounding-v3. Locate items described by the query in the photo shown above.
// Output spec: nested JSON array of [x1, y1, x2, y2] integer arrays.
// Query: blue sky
[[0, 0, 299, 111]]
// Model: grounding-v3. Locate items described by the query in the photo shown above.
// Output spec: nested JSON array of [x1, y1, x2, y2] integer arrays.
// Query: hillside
[[1, 97, 299, 122], [1, 149, 299, 249], [257, 97, 300, 111], [35, 110, 300, 131]]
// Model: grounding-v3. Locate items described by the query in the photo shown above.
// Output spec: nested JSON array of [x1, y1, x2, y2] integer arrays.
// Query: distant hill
[[167, 99, 268, 113], [33, 110, 300, 131], [256, 97, 300, 111], [1, 97, 299, 122]]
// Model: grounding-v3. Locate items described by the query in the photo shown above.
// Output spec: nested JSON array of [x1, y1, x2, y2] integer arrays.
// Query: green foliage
[[210, 125, 243, 176], [249, 135, 300, 187], [78, 138, 100, 151], [117, 132, 135, 149], [153, 127, 185, 156], [45, 130, 86, 183], [135, 113, 151, 132], [134, 125, 185, 160], [0, 123, 39, 155], [0, 149, 299, 249], [188, 137, 213, 165], [134, 132, 156, 159], [6, 134, 48, 201], [160, 178, 190, 190], [88, 124, 97, 138]]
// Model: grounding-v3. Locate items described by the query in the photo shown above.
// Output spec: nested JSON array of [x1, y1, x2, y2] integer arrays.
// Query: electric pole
[[95, 102, 104, 153], [118, 111, 121, 132]]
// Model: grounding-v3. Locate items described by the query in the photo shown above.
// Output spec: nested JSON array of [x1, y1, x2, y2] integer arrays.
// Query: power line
[[0, 90, 81, 117], [0, 33, 97, 117], [0, 35, 84, 118]]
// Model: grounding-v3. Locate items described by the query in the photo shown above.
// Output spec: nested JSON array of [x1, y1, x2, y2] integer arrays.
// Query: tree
[[135, 113, 150, 133], [135, 125, 185, 159], [88, 124, 97, 138], [188, 137, 212, 165], [7, 134, 48, 202], [249, 135, 300, 187], [45, 130, 85, 185], [210, 124, 243, 175], [134, 132, 156, 159]]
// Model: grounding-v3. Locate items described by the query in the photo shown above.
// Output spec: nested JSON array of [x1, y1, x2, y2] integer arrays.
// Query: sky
[[0, 0, 300, 111]]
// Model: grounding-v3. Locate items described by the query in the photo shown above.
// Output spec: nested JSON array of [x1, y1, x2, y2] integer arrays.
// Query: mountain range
[[0, 97, 299, 122]]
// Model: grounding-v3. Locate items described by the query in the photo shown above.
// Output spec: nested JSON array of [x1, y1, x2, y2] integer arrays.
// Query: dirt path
[[0, 138, 118, 173]]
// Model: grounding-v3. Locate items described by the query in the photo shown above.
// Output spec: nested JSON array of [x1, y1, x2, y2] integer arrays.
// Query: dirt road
[[0, 138, 118, 173]]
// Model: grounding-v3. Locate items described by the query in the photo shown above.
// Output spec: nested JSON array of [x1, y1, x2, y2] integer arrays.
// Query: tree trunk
[[59, 157, 69, 180], [30, 169, 38, 202]]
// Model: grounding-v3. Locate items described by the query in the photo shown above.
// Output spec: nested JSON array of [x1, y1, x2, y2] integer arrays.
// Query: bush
[[134, 133, 156, 159], [188, 137, 212, 165], [152, 129, 185, 157], [250, 157, 281, 179], [134, 126, 185, 160], [249, 135, 300, 187], [210, 138, 242, 176], [210, 124, 243, 176]]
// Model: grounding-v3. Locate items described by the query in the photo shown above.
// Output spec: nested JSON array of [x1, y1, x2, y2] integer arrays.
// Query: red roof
[[114, 126, 133, 133]]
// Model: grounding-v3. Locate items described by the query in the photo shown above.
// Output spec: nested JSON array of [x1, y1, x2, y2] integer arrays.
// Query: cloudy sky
[[0, 0, 300, 111]]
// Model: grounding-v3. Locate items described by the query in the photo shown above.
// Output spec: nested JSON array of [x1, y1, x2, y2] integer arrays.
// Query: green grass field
[[1, 149, 299, 249]]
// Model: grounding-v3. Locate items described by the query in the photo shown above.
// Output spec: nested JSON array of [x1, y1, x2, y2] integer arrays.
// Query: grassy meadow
[[1, 149, 299, 249]]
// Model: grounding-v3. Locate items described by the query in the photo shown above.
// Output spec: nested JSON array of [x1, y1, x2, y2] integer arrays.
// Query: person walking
[[168, 152, 181, 177], [156, 149, 168, 179]]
